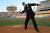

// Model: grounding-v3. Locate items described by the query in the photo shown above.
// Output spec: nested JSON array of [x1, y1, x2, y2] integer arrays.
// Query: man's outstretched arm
[[28, 3, 41, 6], [20, 10, 25, 14], [22, 10, 25, 13]]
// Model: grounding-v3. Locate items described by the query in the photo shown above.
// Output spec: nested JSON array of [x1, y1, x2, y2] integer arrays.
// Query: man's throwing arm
[[28, 3, 40, 6]]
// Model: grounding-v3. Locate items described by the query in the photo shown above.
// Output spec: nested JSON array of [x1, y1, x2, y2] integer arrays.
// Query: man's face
[[23, 3, 26, 7]]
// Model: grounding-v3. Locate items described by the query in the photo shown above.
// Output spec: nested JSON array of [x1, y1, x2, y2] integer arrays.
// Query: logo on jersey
[[27, 5, 30, 10]]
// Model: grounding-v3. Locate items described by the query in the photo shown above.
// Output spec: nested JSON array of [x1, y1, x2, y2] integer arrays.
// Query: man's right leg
[[25, 16, 30, 30]]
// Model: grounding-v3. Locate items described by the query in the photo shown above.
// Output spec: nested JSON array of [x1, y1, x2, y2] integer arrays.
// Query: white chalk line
[[40, 20, 50, 24], [13, 25, 22, 27]]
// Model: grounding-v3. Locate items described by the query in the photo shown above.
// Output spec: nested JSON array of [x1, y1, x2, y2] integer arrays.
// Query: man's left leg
[[31, 17, 39, 32]]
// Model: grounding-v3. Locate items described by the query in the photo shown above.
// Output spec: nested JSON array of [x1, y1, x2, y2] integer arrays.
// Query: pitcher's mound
[[0, 25, 50, 33]]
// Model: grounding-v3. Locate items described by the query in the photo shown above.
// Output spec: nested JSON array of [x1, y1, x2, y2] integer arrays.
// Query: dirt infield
[[0, 25, 50, 33]]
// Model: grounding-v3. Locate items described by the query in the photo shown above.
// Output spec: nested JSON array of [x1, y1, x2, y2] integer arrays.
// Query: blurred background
[[0, 0, 50, 18]]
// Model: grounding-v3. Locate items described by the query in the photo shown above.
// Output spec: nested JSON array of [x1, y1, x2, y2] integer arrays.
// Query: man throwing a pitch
[[22, 2, 41, 32]]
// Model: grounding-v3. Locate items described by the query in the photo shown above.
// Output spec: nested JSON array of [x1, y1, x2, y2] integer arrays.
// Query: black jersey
[[22, 3, 39, 16]]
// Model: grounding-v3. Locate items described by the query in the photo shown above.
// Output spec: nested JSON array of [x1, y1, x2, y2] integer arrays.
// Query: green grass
[[0, 18, 50, 27], [0, 18, 25, 19]]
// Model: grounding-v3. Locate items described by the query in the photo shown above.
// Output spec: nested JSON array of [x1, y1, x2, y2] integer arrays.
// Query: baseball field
[[0, 18, 50, 33]]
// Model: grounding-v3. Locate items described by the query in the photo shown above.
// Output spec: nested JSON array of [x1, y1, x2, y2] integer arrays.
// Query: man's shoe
[[37, 30, 39, 32], [24, 28, 27, 30]]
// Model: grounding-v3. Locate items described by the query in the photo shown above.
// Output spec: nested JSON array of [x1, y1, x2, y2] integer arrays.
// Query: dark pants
[[25, 15, 39, 31]]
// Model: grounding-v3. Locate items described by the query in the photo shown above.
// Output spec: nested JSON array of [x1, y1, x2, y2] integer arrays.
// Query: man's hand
[[39, 4, 42, 6], [20, 12, 22, 14]]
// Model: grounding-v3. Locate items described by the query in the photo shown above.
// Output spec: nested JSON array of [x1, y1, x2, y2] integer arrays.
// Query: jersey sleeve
[[22, 10, 25, 13], [28, 3, 39, 6]]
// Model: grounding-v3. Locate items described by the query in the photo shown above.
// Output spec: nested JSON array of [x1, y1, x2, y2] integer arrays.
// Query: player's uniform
[[22, 3, 39, 32]]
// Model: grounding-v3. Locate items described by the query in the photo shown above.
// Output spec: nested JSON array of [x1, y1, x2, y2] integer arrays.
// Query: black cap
[[22, 2, 25, 5]]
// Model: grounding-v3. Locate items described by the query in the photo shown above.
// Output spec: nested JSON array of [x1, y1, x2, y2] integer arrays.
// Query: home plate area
[[0, 25, 50, 33]]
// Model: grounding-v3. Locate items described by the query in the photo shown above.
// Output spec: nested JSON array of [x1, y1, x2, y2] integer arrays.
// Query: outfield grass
[[0, 18, 50, 27]]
